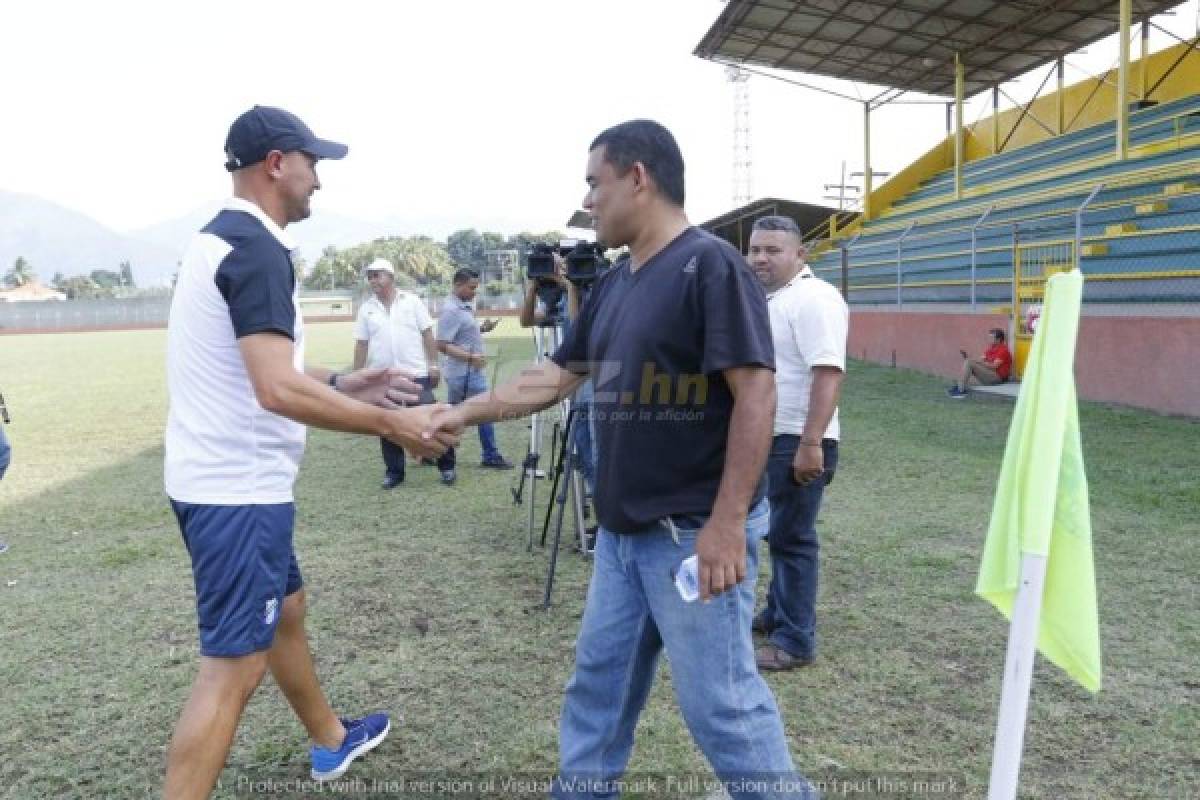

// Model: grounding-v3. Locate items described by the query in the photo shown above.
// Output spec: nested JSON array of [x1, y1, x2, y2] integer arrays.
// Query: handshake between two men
[[330, 365, 464, 458]]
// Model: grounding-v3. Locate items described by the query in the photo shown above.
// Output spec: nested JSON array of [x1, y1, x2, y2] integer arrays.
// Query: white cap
[[365, 258, 395, 275]]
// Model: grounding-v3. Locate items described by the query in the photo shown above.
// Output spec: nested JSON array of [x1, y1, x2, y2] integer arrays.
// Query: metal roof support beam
[[996, 64, 1058, 153], [1065, 59, 1118, 132], [711, 60, 863, 103], [1141, 19, 1150, 101], [955, 52, 965, 200], [863, 102, 874, 221], [1117, 0, 1131, 161], [992, 86, 1000, 155], [1057, 57, 1066, 134], [1143, 25, 1200, 99], [999, 85, 1057, 137]]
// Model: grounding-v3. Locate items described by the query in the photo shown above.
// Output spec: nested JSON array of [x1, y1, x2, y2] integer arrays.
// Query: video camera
[[564, 242, 609, 287], [525, 242, 574, 282], [525, 240, 610, 286], [525, 243, 571, 325]]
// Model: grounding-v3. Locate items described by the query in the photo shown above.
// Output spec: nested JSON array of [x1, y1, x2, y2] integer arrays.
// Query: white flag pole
[[987, 553, 1048, 800]]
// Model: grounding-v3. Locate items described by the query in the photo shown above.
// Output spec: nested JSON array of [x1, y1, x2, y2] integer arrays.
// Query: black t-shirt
[[551, 226, 774, 534]]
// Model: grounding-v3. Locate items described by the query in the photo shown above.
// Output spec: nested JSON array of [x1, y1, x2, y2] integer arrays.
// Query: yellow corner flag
[[976, 269, 1101, 693]]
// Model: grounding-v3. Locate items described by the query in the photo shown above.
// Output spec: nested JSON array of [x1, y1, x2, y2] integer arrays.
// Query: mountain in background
[[132, 204, 411, 269], [133, 205, 542, 265], [1, 189, 547, 287], [0, 191, 179, 286]]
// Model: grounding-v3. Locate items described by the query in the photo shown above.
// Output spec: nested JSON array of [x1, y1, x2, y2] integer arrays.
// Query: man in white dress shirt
[[746, 215, 847, 672], [353, 258, 443, 488]]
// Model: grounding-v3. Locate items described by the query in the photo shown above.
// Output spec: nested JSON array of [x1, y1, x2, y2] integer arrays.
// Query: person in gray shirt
[[435, 269, 513, 484]]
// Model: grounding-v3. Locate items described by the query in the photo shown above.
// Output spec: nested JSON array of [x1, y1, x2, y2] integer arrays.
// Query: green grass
[[0, 322, 1196, 799]]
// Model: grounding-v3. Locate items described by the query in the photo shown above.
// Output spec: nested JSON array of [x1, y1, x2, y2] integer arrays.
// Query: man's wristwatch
[[328, 372, 340, 390]]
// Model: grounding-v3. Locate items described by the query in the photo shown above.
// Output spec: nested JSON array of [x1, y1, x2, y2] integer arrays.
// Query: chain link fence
[[0, 288, 528, 333]]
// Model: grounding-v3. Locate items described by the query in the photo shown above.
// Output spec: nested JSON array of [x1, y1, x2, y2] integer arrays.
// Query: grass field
[[0, 321, 1196, 799]]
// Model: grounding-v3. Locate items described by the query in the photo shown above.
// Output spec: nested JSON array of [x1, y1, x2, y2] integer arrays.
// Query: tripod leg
[[543, 444, 575, 608], [569, 466, 588, 552], [527, 468, 538, 552], [541, 408, 580, 607], [539, 426, 565, 549], [542, 490, 567, 609]]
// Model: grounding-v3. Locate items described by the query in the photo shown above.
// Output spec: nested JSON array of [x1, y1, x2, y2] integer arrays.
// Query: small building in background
[[0, 281, 66, 303]]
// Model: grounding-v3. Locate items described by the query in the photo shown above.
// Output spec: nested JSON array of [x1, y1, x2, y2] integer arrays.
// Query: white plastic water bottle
[[673, 554, 700, 603]]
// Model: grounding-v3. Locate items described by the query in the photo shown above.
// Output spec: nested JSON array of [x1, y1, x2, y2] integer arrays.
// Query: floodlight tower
[[727, 65, 753, 206]]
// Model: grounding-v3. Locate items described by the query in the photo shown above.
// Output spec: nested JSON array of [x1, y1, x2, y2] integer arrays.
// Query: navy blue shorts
[[170, 500, 303, 658]]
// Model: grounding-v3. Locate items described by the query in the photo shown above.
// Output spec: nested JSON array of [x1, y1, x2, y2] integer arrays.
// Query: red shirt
[[986, 343, 1012, 380]]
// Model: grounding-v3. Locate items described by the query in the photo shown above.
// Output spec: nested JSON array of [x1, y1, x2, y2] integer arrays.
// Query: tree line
[[3, 257, 143, 299], [302, 228, 565, 291], [5, 227, 570, 300]]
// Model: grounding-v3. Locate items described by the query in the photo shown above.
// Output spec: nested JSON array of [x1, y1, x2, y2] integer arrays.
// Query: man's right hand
[[467, 353, 487, 369], [423, 406, 468, 445], [382, 404, 460, 456]]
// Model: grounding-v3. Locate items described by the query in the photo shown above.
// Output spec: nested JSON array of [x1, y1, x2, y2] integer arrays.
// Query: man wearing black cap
[[163, 106, 457, 798]]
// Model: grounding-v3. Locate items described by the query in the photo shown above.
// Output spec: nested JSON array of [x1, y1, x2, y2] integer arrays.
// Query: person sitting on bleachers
[[947, 328, 1012, 398]]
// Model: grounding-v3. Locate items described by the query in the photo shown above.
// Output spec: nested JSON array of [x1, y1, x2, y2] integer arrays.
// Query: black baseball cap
[[224, 105, 348, 172]]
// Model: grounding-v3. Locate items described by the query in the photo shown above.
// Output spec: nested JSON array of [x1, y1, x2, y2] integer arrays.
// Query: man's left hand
[[337, 367, 422, 408], [694, 518, 747, 602], [791, 443, 824, 485]]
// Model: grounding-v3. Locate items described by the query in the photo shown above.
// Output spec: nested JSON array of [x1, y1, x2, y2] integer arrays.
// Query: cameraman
[[518, 254, 579, 327], [518, 254, 597, 545]]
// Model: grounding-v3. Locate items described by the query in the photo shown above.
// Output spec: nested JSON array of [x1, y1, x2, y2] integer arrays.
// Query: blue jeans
[[755, 436, 839, 660], [554, 500, 815, 799], [570, 381, 597, 493], [445, 370, 501, 466], [0, 423, 9, 480]]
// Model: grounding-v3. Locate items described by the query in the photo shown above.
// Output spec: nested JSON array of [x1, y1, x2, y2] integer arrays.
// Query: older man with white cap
[[353, 257, 444, 488]]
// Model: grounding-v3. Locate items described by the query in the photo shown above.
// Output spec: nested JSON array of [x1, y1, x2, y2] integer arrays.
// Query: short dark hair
[[453, 268, 480, 285], [590, 119, 685, 207], [990, 328, 1006, 342], [751, 215, 805, 244]]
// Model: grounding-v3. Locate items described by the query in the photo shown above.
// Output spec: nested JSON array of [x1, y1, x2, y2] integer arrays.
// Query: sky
[[3, 0, 1198, 238]]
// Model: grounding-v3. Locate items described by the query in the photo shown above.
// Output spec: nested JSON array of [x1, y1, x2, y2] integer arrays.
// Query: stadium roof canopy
[[700, 197, 848, 249], [694, 0, 1183, 98]]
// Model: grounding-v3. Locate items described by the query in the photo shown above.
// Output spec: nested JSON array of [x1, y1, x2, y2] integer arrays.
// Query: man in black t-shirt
[[427, 120, 815, 798]]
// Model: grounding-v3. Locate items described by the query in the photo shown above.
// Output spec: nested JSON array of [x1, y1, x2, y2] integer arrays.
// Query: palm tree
[[5, 257, 35, 288]]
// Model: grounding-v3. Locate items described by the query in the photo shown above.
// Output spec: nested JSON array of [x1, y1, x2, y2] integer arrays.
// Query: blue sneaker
[[946, 387, 967, 399], [310, 712, 391, 782]]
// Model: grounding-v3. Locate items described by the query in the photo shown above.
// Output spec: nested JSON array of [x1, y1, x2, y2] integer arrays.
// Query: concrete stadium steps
[[881, 143, 1200, 225], [958, 95, 1200, 174], [825, 180, 1200, 256], [903, 95, 1200, 203], [906, 108, 1200, 202], [813, 183, 1200, 307], [833, 210, 1200, 282]]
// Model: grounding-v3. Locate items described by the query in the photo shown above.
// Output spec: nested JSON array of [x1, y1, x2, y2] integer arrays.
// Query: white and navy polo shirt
[[164, 197, 306, 505]]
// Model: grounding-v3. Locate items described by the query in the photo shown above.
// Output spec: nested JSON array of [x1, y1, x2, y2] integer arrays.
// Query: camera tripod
[[538, 402, 591, 608], [511, 321, 583, 547]]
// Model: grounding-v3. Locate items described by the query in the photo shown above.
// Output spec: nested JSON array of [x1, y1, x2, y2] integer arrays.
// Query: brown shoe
[[755, 643, 813, 671]]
